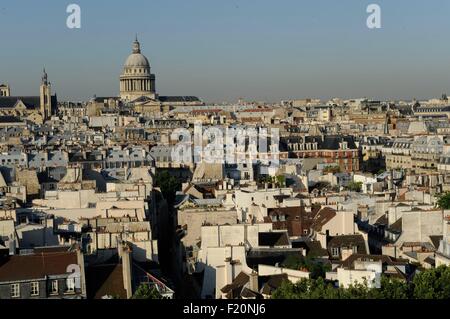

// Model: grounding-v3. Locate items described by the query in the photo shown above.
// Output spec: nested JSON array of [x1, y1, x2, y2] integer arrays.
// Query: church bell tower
[[40, 68, 52, 120]]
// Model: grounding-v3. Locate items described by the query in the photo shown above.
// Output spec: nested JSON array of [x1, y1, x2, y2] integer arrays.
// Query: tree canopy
[[154, 170, 181, 202], [132, 283, 162, 299], [281, 255, 331, 279], [437, 192, 450, 210], [272, 266, 450, 299], [257, 175, 286, 188], [346, 181, 363, 192]]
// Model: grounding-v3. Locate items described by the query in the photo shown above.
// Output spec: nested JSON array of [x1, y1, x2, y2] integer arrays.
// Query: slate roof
[[221, 271, 250, 298], [92, 96, 120, 103], [292, 240, 328, 258], [267, 206, 313, 237], [0, 251, 77, 282], [327, 234, 368, 256], [0, 116, 23, 123], [158, 96, 201, 103], [240, 287, 261, 299], [85, 264, 127, 299], [424, 256, 435, 267], [282, 135, 358, 150], [311, 207, 337, 232], [340, 254, 409, 268], [389, 218, 403, 233], [258, 232, 290, 247], [246, 249, 302, 269], [260, 274, 288, 296], [0, 96, 57, 109], [375, 214, 388, 226], [429, 235, 443, 250]]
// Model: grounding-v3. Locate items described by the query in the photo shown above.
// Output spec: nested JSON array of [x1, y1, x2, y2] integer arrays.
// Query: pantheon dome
[[119, 37, 156, 101]]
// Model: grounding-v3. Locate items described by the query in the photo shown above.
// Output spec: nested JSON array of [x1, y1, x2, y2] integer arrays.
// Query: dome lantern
[[132, 35, 141, 54]]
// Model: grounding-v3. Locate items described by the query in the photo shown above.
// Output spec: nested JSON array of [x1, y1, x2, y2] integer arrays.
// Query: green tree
[[309, 261, 331, 279], [437, 192, 450, 209], [271, 266, 450, 300], [347, 181, 363, 192], [276, 175, 286, 187], [132, 283, 162, 299], [307, 277, 340, 299], [271, 280, 299, 299], [154, 170, 181, 202], [280, 254, 304, 270], [377, 276, 410, 299], [280, 255, 331, 279], [272, 278, 342, 299], [412, 266, 450, 299], [258, 175, 272, 184], [337, 280, 371, 299]]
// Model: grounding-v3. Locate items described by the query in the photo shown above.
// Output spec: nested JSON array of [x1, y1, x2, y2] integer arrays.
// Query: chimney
[[76, 245, 87, 298], [120, 242, 133, 299], [249, 271, 258, 292], [8, 236, 15, 256]]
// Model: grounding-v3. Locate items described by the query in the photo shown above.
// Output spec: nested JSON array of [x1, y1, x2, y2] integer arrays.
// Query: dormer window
[[331, 247, 340, 257]]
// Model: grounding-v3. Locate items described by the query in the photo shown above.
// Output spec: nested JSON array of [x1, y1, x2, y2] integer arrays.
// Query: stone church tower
[[40, 68, 52, 119], [0, 84, 10, 97]]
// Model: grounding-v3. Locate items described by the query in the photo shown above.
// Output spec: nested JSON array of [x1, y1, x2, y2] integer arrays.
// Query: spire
[[42, 67, 48, 85], [132, 35, 141, 54]]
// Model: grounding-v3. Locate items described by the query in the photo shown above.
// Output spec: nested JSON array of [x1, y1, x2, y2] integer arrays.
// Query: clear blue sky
[[1, 0, 450, 103]]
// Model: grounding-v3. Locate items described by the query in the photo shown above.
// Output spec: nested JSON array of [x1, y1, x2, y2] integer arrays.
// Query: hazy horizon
[[1, 0, 450, 103]]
